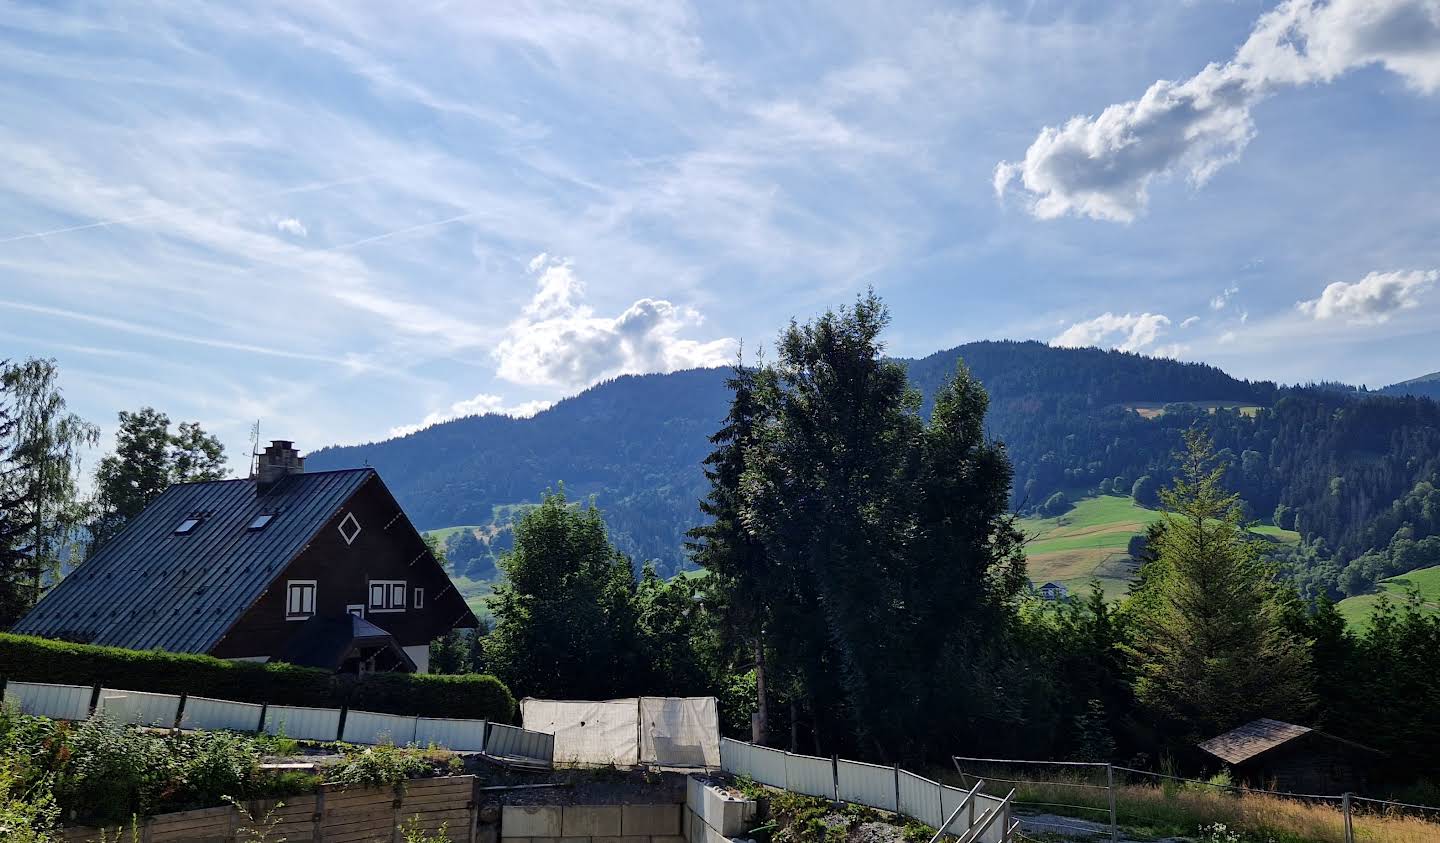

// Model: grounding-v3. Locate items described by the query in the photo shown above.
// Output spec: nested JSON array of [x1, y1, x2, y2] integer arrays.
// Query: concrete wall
[[685, 777, 758, 843], [500, 803, 686, 843]]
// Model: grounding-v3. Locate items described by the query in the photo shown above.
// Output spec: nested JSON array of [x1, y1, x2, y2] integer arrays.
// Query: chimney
[[256, 439, 304, 492]]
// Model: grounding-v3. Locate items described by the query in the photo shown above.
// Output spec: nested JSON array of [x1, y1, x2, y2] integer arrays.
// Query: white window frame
[[369, 579, 407, 613], [285, 580, 317, 620], [413, 587, 424, 609], [346, 604, 365, 618]]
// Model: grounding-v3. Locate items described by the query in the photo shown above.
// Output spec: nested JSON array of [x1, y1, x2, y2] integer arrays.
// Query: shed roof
[[13, 469, 375, 654], [1199, 718, 1311, 765]]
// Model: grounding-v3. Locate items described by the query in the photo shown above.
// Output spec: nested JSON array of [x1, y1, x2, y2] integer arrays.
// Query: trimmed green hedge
[[0, 633, 515, 722]]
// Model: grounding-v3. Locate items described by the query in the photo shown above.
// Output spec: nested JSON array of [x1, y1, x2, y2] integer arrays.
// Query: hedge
[[0, 633, 515, 722]]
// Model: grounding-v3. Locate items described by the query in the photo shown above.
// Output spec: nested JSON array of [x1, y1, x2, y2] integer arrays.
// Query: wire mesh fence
[[952, 755, 1440, 843]]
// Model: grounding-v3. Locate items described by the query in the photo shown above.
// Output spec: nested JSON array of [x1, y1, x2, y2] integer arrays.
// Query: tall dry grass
[[999, 776, 1439, 843]]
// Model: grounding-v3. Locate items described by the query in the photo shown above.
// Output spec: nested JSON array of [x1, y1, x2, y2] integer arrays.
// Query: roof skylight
[[247, 513, 275, 531]]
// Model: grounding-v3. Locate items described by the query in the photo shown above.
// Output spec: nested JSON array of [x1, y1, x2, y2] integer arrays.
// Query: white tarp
[[639, 696, 720, 767], [522, 697, 640, 766]]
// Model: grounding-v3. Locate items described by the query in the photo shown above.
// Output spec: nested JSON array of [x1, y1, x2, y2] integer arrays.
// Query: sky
[[2, 0, 1439, 470]]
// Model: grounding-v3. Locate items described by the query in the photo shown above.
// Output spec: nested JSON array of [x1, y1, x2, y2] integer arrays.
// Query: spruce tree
[[1129, 430, 1312, 740]]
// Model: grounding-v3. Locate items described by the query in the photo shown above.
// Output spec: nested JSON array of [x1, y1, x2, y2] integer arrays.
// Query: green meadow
[[1336, 565, 1440, 629]]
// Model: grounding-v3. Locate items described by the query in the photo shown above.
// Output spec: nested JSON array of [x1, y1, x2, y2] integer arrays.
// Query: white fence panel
[[264, 704, 341, 742], [182, 695, 263, 733], [899, 771, 945, 830], [784, 752, 835, 800], [484, 721, 551, 759], [720, 737, 752, 779], [417, 717, 488, 752], [940, 784, 978, 833], [2, 681, 91, 721], [749, 743, 787, 787], [639, 696, 720, 768], [342, 709, 418, 746], [97, 688, 181, 727], [971, 793, 1008, 843], [522, 698, 639, 766], [838, 759, 896, 812]]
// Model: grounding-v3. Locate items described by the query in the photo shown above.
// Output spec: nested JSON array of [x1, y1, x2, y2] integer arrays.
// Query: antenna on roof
[[248, 420, 261, 479]]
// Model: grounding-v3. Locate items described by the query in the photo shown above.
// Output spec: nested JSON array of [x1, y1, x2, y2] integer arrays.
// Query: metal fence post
[[831, 754, 840, 803], [893, 763, 901, 816], [1107, 763, 1118, 843], [1342, 792, 1354, 843]]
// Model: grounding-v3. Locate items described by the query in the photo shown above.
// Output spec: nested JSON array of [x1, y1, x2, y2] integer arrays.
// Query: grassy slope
[[1336, 565, 1440, 629], [1018, 494, 1299, 599], [1019, 494, 1160, 599]]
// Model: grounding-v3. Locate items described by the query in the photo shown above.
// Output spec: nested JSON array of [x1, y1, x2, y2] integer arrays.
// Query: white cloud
[[1296, 269, 1438, 323], [1051, 312, 1172, 352], [274, 217, 307, 237], [494, 255, 738, 388], [388, 392, 553, 437], [997, 0, 1440, 221], [1180, 315, 1202, 329], [1210, 283, 1239, 310]]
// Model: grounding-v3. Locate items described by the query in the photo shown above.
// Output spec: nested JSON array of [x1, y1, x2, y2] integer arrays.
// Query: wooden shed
[[1198, 718, 1383, 794]]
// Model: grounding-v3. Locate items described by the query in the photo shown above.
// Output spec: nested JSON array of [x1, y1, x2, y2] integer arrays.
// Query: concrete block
[[689, 778, 756, 838], [653, 836, 688, 843], [682, 806, 693, 839], [592, 837, 649, 843], [623, 804, 682, 836], [563, 805, 622, 837], [503, 806, 563, 838]]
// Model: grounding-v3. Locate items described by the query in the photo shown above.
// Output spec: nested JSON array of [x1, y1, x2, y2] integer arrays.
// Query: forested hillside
[[1381, 370, 1440, 401], [308, 342, 1440, 598]]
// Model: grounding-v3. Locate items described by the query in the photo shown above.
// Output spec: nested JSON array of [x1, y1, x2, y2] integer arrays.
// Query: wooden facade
[[211, 472, 475, 665]]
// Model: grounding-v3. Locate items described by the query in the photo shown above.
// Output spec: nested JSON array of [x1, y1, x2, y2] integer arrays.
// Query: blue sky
[[2, 0, 1438, 469]]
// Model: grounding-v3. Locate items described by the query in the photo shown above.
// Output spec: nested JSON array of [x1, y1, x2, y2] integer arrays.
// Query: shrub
[[323, 742, 439, 788], [0, 633, 514, 722]]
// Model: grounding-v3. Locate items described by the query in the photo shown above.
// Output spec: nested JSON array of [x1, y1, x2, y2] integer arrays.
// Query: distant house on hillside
[[1198, 718, 1382, 793], [13, 441, 477, 674], [1036, 581, 1068, 601]]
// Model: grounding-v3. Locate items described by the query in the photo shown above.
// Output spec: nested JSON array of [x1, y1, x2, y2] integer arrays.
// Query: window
[[346, 604, 365, 618], [369, 579, 406, 612], [414, 587, 424, 609], [174, 517, 202, 535], [286, 580, 317, 620], [247, 513, 275, 531]]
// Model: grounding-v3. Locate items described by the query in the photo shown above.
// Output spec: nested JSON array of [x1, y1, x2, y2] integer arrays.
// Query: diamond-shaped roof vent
[[338, 512, 362, 545]]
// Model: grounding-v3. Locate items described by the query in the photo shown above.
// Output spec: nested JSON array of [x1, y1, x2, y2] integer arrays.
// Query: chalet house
[[13, 441, 477, 674], [1198, 718, 1383, 793], [1036, 581, 1068, 601]]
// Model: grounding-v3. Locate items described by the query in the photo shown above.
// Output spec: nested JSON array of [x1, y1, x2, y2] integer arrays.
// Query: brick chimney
[[256, 440, 304, 492]]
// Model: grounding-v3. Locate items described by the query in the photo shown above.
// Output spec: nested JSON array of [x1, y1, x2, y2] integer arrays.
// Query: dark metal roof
[[277, 613, 415, 672], [13, 468, 376, 654]]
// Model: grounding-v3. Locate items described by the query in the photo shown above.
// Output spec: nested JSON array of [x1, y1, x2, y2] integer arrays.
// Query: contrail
[[0, 175, 373, 245]]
